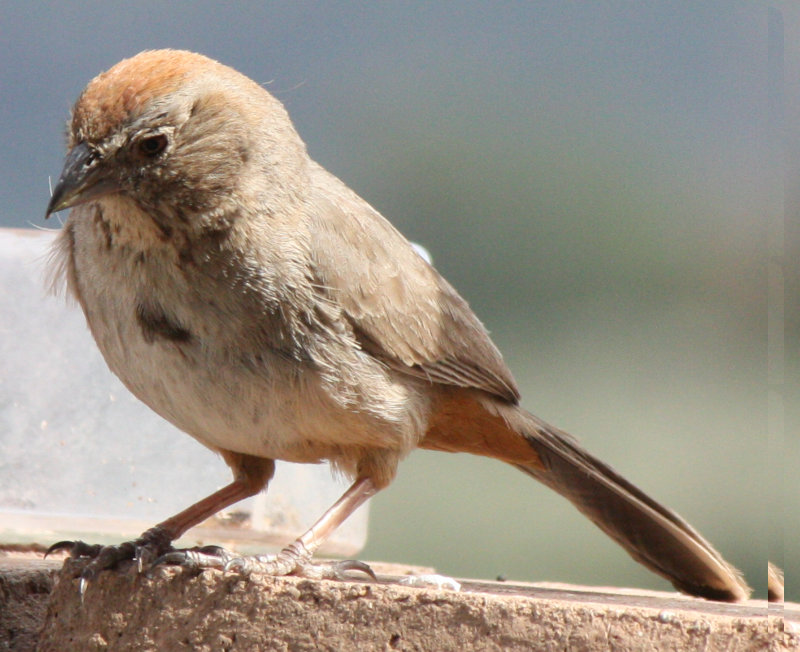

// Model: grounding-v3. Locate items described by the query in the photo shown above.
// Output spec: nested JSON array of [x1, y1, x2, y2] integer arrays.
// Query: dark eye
[[138, 134, 168, 157]]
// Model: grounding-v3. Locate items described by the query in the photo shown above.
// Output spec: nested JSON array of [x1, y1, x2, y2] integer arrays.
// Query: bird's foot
[[222, 540, 375, 581], [45, 525, 175, 595], [48, 532, 375, 591]]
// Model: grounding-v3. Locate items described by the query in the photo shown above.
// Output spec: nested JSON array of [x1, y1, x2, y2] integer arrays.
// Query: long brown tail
[[421, 390, 750, 601], [511, 406, 749, 601]]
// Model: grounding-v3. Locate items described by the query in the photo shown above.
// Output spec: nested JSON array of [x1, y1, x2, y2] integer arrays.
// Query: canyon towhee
[[45, 50, 749, 601]]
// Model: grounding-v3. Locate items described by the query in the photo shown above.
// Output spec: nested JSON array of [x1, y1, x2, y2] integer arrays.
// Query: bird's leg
[[224, 476, 378, 580], [46, 455, 274, 590]]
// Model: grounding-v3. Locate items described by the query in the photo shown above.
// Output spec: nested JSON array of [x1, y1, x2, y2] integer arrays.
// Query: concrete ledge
[[0, 556, 59, 652], [2, 557, 795, 651]]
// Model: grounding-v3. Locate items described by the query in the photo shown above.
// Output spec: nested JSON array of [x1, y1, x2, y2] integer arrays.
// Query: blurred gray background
[[2, 2, 795, 600]]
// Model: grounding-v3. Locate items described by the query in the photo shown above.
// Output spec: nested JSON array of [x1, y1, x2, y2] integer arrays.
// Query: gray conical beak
[[46, 143, 118, 218]]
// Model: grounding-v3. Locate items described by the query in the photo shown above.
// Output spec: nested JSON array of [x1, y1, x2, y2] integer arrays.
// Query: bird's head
[[46, 50, 305, 233]]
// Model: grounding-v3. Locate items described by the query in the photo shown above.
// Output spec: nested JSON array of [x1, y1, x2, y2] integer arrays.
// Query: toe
[[223, 554, 279, 575], [328, 559, 376, 580], [151, 546, 235, 571], [44, 540, 103, 559]]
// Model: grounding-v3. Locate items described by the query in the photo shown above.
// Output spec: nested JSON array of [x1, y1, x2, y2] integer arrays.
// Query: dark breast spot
[[136, 301, 193, 344], [91, 205, 114, 249]]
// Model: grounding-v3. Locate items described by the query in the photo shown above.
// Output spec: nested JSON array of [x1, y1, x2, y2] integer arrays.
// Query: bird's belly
[[104, 335, 301, 458], [79, 285, 422, 468], [96, 323, 401, 463]]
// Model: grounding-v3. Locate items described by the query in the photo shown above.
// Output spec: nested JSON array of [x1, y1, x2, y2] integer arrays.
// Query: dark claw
[[44, 540, 103, 559], [333, 559, 376, 580]]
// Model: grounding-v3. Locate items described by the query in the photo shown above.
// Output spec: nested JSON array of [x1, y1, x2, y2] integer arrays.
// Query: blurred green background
[[2, 2, 795, 600]]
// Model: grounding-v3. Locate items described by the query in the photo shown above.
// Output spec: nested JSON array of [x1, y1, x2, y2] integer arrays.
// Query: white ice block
[[0, 228, 368, 555]]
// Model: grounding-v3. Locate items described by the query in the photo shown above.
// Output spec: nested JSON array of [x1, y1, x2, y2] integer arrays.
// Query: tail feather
[[508, 408, 750, 601]]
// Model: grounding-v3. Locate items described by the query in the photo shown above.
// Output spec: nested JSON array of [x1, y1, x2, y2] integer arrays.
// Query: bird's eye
[[137, 134, 168, 158]]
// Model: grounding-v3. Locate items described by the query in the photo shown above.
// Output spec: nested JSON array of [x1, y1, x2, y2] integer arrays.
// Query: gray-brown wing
[[306, 163, 519, 403]]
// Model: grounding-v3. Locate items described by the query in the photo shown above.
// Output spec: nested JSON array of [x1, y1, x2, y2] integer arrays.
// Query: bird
[[45, 49, 749, 601]]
